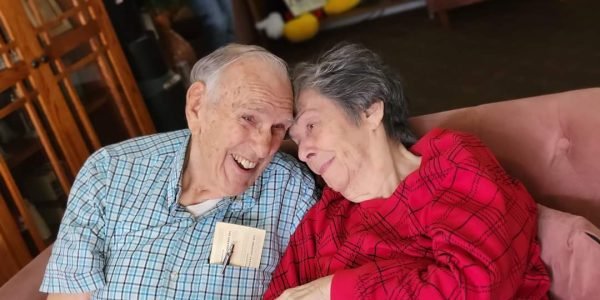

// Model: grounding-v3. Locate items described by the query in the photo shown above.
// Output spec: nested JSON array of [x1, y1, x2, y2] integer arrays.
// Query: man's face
[[188, 57, 293, 197]]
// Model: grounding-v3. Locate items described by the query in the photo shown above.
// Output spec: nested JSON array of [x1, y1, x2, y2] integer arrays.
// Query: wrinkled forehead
[[215, 85, 292, 124], [222, 55, 288, 82], [225, 57, 289, 88]]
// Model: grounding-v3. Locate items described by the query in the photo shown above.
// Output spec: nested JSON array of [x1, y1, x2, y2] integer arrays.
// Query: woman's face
[[289, 89, 372, 195]]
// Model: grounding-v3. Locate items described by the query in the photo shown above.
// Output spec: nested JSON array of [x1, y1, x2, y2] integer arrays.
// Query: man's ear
[[186, 81, 207, 124], [363, 101, 384, 130]]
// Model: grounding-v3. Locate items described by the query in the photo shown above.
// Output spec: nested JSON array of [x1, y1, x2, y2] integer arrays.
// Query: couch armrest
[[0, 245, 52, 300]]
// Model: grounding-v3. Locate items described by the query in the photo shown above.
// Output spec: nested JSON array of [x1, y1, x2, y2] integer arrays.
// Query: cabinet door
[[1, 0, 94, 176], [17, 0, 154, 161], [0, 193, 32, 285], [0, 3, 76, 280]]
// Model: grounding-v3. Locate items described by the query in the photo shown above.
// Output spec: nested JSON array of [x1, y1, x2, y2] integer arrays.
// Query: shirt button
[[169, 272, 178, 289]]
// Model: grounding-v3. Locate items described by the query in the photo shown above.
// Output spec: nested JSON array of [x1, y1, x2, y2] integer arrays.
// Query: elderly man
[[40, 44, 318, 299]]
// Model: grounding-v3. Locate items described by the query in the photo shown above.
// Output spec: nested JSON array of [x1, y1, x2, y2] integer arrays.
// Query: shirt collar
[[168, 130, 191, 211]]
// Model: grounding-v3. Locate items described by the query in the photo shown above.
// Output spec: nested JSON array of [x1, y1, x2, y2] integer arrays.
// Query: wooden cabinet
[[0, 0, 155, 284]]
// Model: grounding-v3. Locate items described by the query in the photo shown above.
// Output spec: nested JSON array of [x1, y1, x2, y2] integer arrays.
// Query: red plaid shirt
[[265, 129, 550, 299]]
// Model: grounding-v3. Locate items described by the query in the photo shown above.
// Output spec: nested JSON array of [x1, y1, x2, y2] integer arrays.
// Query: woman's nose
[[297, 141, 315, 162]]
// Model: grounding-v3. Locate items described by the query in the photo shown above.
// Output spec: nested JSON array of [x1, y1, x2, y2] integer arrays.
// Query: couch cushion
[[409, 88, 600, 227], [537, 204, 600, 300]]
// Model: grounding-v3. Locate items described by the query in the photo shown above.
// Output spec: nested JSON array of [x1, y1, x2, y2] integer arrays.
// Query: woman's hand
[[276, 275, 333, 300]]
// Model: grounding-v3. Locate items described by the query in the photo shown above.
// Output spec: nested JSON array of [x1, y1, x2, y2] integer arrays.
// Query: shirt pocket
[[180, 263, 271, 299]]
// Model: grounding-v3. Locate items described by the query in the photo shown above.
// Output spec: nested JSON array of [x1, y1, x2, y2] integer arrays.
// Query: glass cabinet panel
[[21, 0, 141, 149], [0, 62, 70, 242], [0, 11, 70, 283]]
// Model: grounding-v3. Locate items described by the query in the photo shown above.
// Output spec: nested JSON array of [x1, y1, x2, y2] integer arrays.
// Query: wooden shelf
[[321, 0, 425, 30], [77, 81, 111, 114], [3, 137, 42, 169], [84, 92, 110, 114]]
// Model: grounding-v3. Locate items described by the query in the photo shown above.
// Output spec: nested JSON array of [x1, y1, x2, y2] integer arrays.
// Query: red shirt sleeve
[[263, 189, 338, 300]]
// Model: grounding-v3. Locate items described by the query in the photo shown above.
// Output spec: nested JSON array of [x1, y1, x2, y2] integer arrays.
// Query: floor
[[268, 0, 600, 116]]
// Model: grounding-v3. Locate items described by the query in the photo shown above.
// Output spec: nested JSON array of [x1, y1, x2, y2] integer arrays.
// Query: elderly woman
[[264, 43, 550, 300]]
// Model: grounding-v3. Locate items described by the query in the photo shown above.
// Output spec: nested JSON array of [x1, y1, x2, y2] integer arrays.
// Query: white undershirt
[[185, 198, 222, 217]]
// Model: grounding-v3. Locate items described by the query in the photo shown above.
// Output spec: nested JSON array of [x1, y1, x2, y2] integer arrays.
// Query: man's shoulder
[[100, 129, 189, 160]]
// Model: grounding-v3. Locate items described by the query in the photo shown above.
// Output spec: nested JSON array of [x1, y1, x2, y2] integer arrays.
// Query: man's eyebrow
[[238, 107, 293, 125]]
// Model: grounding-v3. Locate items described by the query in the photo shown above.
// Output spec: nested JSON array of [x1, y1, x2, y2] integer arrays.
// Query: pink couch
[[409, 87, 600, 227], [2, 88, 599, 299]]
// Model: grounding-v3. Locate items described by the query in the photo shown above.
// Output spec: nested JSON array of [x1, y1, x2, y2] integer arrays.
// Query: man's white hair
[[190, 44, 288, 99]]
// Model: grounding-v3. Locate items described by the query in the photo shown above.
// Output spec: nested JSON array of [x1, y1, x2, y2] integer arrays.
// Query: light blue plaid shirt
[[40, 130, 318, 299]]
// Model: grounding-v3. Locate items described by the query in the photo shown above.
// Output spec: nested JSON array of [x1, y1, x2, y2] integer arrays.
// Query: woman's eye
[[242, 115, 254, 123], [307, 123, 315, 131]]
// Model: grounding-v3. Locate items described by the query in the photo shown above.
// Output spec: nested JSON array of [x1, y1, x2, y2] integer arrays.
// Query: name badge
[[209, 222, 266, 269]]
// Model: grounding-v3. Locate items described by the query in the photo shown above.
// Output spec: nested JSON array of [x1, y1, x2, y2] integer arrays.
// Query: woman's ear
[[186, 81, 207, 126], [363, 101, 384, 130]]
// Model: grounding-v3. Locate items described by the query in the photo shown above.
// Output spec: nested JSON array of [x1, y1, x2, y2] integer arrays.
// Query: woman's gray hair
[[293, 42, 416, 147], [190, 43, 288, 96]]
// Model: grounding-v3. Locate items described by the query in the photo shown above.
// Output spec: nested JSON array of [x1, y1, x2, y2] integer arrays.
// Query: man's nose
[[252, 128, 273, 158]]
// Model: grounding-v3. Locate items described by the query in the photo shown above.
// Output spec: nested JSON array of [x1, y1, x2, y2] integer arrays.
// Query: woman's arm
[[327, 134, 549, 299]]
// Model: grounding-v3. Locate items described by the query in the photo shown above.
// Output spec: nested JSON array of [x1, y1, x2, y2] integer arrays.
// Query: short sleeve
[[40, 149, 109, 293]]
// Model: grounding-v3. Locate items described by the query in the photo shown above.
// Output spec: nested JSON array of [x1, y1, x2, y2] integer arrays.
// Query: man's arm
[[40, 150, 108, 295]]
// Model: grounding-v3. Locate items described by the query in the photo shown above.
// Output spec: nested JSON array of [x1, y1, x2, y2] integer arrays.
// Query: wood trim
[[0, 41, 15, 55], [0, 62, 27, 93], [46, 22, 99, 59], [0, 95, 28, 119], [0, 158, 46, 251], [20, 0, 52, 44], [24, 100, 71, 193], [89, 37, 137, 137], [0, 0, 92, 175], [49, 32, 102, 151], [59, 72, 103, 150], [0, 193, 32, 267], [58, 50, 99, 79], [88, 0, 155, 135], [36, 6, 81, 32]]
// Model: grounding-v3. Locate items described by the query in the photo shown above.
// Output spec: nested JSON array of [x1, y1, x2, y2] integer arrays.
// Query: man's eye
[[242, 115, 255, 123], [307, 123, 315, 131]]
